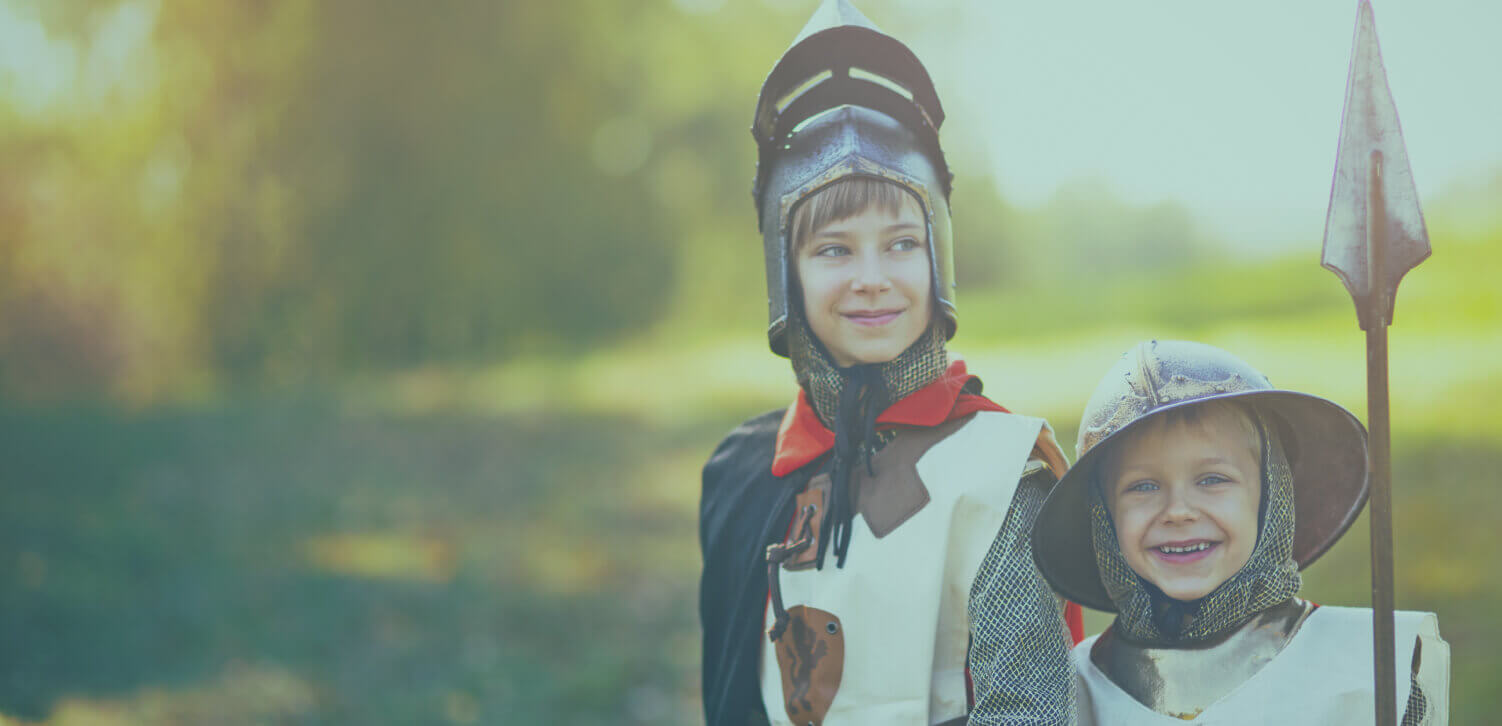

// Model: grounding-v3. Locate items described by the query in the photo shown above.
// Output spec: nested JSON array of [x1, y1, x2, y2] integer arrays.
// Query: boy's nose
[[1160, 486, 1199, 523]]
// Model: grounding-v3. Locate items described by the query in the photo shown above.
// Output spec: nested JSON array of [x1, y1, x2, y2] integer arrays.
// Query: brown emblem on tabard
[[854, 416, 970, 538], [783, 475, 829, 571], [773, 606, 844, 726]]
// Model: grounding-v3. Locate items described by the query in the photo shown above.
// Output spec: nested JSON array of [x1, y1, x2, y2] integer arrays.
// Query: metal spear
[[1321, 2, 1429, 724]]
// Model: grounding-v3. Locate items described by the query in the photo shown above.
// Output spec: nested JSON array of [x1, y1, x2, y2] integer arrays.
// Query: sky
[[0, 1, 156, 118], [903, 0, 1502, 249]]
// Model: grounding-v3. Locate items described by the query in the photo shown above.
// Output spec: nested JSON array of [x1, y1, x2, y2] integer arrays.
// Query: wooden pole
[[1365, 149, 1397, 726]]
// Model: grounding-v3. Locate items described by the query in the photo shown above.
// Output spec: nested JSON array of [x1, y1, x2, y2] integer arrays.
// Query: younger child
[[1031, 339, 1450, 725]]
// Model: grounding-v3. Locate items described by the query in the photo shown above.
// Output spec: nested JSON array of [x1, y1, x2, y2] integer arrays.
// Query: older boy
[[698, 2, 1080, 724], [1031, 340, 1450, 724]]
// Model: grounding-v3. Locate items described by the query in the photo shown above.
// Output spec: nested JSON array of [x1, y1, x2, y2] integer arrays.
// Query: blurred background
[[0, 0, 1497, 723]]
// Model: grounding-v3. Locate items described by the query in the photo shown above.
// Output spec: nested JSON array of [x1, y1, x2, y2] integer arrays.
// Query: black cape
[[699, 409, 822, 726]]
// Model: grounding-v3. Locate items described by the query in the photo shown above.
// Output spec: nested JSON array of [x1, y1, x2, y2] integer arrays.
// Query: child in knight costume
[[1031, 340, 1450, 724], [698, 1, 1081, 724]]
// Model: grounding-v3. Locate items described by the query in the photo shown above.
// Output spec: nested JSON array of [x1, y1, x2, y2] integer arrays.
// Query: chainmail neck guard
[[786, 315, 949, 568], [788, 315, 949, 429], [1090, 407, 1301, 646]]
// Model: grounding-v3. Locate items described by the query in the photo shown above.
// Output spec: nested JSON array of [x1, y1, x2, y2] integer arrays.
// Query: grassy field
[[1, 225, 1496, 724], [0, 405, 713, 725]]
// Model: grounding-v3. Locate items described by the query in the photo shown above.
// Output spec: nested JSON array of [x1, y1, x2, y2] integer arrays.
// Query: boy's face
[[1102, 406, 1262, 602], [794, 195, 932, 368]]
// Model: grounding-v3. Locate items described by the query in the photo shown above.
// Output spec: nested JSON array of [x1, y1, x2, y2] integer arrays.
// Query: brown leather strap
[[766, 503, 816, 641], [784, 477, 829, 570]]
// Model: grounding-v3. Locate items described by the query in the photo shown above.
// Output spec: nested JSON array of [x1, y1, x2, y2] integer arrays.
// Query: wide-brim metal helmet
[[752, 0, 955, 357], [1032, 340, 1370, 612]]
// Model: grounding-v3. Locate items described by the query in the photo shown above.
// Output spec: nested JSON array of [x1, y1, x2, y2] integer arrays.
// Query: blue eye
[[1197, 474, 1231, 487], [1124, 480, 1158, 494], [891, 236, 921, 252], [814, 244, 849, 257]]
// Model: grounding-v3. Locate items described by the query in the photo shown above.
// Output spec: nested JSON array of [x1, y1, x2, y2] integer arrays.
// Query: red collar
[[771, 359, 1007, 477]]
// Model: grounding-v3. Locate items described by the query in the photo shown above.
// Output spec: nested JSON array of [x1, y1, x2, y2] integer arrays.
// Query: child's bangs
[[1153, 400, 1263, 461], [790, 177, 915, 252], [1099, 399, 1263, 492]]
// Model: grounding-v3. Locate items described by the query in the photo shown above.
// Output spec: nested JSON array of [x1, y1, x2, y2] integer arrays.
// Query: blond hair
[[1101, 399, 1264, 493]]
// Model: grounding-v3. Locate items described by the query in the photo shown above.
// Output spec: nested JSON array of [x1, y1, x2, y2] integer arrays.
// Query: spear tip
[[1321, 0, 1430, 330]]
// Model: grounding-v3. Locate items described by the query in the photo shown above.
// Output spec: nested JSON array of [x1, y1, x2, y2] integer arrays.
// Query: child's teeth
[[1160, 543, 1211, 553]]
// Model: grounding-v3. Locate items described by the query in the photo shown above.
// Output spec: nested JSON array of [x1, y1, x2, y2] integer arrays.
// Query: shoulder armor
[[1029, 423, 1069, 481], [1020, 456, 1058, 487]]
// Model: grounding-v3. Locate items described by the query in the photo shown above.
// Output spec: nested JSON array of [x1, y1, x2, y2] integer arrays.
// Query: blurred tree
[[0, 0, 231, 402], [0, 0, 703, 396], [1008, 180, 1212, 285], [949, 175, 1026, 290], [951, 176, 1213, 292], [214, 0, 683, 375]]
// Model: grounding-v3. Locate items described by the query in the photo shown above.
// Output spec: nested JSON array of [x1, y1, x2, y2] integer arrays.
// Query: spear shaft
[[1364, 151, 1397, 726]]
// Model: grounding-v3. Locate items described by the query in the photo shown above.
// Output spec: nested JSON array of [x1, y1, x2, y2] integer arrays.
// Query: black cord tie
[[815, 365, 888, 570]]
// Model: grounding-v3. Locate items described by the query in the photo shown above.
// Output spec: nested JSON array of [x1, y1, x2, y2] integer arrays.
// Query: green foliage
[[0, 0, 1267, 401], [958, 253, 1348, 344], [952, 177, 1213, 289], [229, 2, 686, 372], [1, 0, 803, 397]]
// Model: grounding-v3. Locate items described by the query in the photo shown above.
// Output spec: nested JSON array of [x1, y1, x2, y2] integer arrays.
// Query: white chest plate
[[1074, 606, 1450, 725], [758, 411, 1045, 726]]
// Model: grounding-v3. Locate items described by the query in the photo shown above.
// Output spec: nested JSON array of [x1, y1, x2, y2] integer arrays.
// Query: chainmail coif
[[1089, 406, 1301, 645]]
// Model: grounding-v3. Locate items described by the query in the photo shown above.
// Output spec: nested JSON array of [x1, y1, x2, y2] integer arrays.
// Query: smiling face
[[793, 188, 933, 368], [1102, 402, 1263, 602]]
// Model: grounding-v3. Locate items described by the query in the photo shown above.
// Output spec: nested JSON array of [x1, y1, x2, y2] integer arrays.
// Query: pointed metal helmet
[[752, 0, 955, 356], [1032, 340, 1370, 612]]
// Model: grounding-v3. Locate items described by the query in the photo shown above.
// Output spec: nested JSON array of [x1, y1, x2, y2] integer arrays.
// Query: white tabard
[[759, 411, 1045, 725], [1074, 606, 1450, 725]]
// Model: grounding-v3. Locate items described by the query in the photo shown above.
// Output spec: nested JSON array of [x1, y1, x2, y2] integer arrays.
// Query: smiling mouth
[[843, 310, 902, 326], [1151, 540, 1219, 563]]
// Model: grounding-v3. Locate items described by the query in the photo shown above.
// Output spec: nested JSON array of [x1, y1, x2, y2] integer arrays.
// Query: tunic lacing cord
[[766, 504, 818, 642]]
